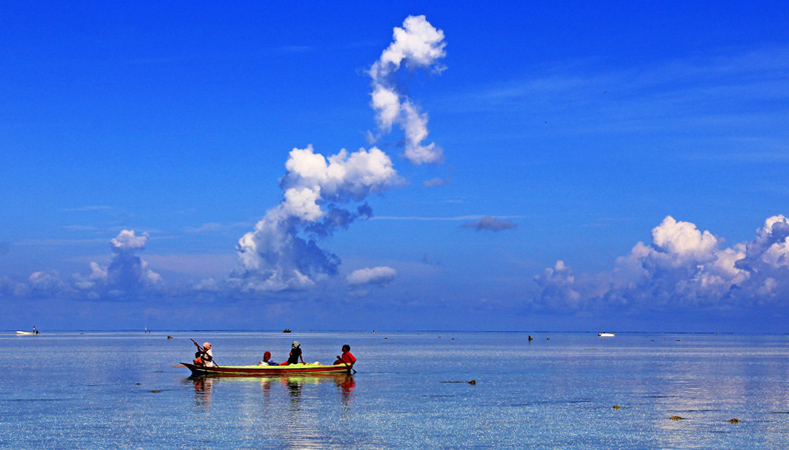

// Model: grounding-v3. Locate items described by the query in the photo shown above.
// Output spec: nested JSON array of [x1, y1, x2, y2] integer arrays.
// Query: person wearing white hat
[[201, 342, 216, 367], [285, 340, 304, 365]]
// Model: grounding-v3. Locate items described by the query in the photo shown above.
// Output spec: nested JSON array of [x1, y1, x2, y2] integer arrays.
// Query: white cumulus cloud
[[347, 266, 397, 286], [234, 146, 398, 292], [533, 215, 789, 311], [1, 230, 161, 300], [233, 16, 447, 293], [369, 15, 446, 165]]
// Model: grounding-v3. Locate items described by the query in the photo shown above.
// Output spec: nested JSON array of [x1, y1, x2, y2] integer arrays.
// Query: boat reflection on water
[[189, 376, 214, 412], [185, 372, 355, 411]]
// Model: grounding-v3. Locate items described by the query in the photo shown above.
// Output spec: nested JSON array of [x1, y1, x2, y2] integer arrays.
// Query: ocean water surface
[[1, 331, 787, 449]]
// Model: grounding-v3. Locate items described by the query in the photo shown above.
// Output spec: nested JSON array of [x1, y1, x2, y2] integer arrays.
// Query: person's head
[[292, 341, 300, 348], [342, 344, 351, 352], [203, 342, 211, 350], [263, 351, 271, 360]]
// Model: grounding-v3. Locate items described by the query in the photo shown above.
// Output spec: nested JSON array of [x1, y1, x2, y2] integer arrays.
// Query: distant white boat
[[598, 332, 615, 337], [16, 331, 36, 335]]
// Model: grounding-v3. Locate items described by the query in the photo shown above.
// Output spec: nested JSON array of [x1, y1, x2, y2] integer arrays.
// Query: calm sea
[[1, 331, 787, 449]]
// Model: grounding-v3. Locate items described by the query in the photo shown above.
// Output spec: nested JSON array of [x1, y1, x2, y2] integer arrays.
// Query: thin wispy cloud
[[186, 221, 254, 234], [582, 217, 635, 228], [14, 238, 109, 247], [423, 177, 449, 188], [62, 225, 100, 231], [444, 45, 789, 156], [278, 45, 313, 54], [61, 206, 114, 212], [374, 215, 528, 221], [461, 216, 517, 232]]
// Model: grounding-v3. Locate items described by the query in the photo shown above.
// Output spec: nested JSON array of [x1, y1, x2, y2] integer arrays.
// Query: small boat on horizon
[[17, 326, 39, 335], [282, 329, 292, 333], [180, 362, 352, 377], [598, 332, 615, 337]]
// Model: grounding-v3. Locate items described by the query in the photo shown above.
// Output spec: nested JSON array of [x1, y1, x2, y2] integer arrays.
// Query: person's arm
[[344, 353, 356, 367]]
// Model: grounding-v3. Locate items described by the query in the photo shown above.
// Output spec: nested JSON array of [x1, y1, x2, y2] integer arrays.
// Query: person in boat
[[258, 351, 279, 366], [333, 344, 356, 368], [196, 342, 216, 367], [283, 341, 304, 365]]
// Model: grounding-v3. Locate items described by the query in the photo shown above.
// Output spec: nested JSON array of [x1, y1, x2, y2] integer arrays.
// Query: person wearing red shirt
[[334, 344, 356, 369]]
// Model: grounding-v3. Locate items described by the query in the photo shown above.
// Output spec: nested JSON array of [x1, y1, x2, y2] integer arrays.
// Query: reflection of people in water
[[335, 374, 356, 407], [285, 377, 303, 410], [190, 376, 214, 411]]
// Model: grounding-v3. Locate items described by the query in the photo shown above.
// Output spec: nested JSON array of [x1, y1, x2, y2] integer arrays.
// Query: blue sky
[[1, 1, 788, 332]]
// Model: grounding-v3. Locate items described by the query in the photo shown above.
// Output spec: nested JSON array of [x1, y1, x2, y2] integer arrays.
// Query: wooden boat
[[181, 362, 352, 377], [598, 332, 615, 337], [282, 329, 292, 333]]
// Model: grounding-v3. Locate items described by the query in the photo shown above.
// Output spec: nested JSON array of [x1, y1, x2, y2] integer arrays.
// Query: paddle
[[335, 354, 357, 374], [191, 338, 220, 367]]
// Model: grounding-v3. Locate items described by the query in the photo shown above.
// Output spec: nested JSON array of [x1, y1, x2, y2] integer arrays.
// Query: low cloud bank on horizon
[[534, 215, 789, 312], [3, 215, 789, 319]]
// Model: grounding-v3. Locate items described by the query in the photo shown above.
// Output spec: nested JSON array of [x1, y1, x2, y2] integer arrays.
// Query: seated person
[[195, 342, 216, 367], [283, 341, 304, 365], [258, 351, 279, 366], [333, 344, 356, 368]]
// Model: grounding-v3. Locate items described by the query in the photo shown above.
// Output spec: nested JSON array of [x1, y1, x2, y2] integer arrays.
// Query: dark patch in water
[[428, 395, 459, 398], [533, 399, 592, 405], [770, 411, 789, 414], [1, 399, 64, 402], [138, 389, 171, 394]]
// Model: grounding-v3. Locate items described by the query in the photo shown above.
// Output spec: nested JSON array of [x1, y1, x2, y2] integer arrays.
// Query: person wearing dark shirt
[[285, 341, 304, 365]]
